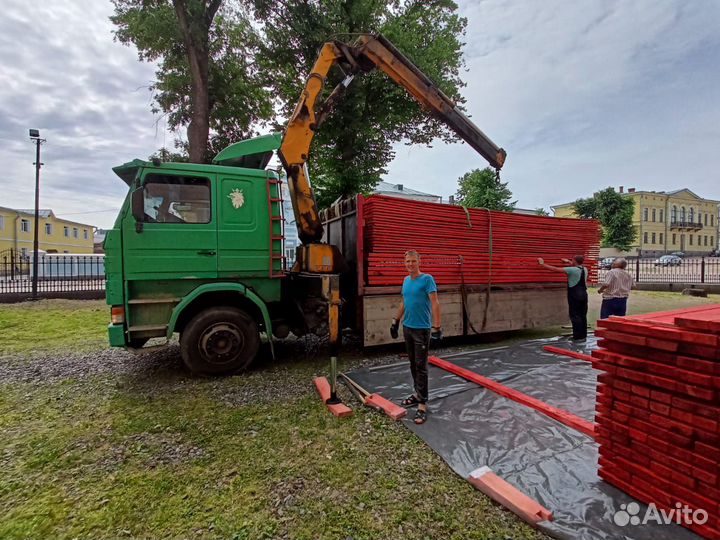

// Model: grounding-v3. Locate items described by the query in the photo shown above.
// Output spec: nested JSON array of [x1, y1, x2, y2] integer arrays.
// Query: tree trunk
[[173, 0, 221, 163]]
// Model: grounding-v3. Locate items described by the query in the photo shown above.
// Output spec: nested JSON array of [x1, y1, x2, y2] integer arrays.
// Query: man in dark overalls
[[538, 255, 588, 340]]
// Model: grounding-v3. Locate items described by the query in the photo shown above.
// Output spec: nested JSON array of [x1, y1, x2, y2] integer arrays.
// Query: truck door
[[122, 171, 217, 280], [216, 172, 270, 278]]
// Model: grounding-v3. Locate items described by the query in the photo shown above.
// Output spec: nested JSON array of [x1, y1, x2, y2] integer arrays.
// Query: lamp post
[[29, 129, 45, 300]]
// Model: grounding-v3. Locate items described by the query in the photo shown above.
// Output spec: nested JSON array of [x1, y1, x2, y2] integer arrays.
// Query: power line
[[56, 208, 119, 216]]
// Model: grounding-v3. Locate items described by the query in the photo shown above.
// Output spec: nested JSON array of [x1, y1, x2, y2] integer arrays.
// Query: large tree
[[573, 187, 636, 251], [454, 167, 516, 211], [111, 0, 273, 162], [252, 0, 468, 207]]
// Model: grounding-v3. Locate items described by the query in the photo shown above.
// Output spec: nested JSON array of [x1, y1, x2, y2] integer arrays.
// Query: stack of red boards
[[592, 304, 720, 539], [361, 195, 601, 287]]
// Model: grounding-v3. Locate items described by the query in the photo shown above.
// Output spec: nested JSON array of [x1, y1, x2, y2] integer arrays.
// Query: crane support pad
[[313, 377, 353, 418]]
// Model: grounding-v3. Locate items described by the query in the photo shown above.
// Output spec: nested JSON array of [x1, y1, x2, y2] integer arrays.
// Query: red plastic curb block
[[365, 393, 407, 420], [467, 466, 553, 526], [429, 355, 596, 439], [313, 377, 353, 418]]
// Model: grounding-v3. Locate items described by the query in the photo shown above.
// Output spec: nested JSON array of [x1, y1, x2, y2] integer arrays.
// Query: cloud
[[386, 0, 720, 210], [0, 0, 168, 228], [0, 0, 718, 231]]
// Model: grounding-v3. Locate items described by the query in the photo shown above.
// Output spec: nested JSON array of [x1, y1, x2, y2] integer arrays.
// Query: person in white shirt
[[597, 258, 635, 319]]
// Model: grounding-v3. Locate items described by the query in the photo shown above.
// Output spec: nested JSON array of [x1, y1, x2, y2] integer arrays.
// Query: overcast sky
[[1, 0, 719, 229]]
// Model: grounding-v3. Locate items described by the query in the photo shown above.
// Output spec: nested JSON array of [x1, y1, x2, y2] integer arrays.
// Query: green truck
[[104, 34, 508, 374]]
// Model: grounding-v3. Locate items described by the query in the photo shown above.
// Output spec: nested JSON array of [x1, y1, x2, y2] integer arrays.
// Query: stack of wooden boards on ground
[[593, 305, 720, 539], [362, 195, 601, 287]]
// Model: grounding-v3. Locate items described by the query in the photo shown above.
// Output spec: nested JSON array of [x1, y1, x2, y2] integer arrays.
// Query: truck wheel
[[180, 307, 260, 375]]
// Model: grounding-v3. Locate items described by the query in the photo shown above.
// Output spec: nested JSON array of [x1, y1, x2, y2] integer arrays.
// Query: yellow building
[[552, 188, 720, 256], [0, 206, 94, 256]]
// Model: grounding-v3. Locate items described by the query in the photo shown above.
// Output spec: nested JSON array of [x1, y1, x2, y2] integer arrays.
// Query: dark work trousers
[[567, 268, 588, 340], [403, 326, 430, 403], [600, 297, 628, 319]]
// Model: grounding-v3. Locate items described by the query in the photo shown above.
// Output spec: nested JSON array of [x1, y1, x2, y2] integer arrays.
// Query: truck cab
[[105, 134, 310, 374]]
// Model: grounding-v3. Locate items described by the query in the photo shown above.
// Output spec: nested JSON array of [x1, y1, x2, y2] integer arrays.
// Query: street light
[[29, 128, 46, 300]]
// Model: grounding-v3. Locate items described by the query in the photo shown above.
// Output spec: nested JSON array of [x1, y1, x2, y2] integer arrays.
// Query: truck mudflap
[[107, 323, 126, 347]]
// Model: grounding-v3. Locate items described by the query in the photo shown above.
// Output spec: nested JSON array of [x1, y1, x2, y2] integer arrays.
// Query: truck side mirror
[[131, 188, 144, 233]]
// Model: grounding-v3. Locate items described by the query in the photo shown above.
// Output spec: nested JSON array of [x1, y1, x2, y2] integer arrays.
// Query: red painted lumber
[[467, 466, 553, 526], [542, 345, 596, 363], [428, 355, 596, 438], [674, 305, 720, 334], [365, 393, 407, 420], [361, 194, 600, 287], [313, 377, 353, 418]]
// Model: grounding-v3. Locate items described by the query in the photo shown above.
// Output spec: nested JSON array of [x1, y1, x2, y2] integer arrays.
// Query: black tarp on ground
[[346, 336, 703, 540]]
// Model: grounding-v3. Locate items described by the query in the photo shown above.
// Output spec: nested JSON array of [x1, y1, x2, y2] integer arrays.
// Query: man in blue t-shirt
[[390, 250, 442, 424]]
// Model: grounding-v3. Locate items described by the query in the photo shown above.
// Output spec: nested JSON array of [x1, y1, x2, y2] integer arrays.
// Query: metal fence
[[0, 250, 105, 299], [597, 256, 720, 284]]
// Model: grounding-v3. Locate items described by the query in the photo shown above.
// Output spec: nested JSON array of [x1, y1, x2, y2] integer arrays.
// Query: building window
[[83, 229, 88, 240], [704, 213, 708, 226], [651, 232, 656, 244], [21, 247, 28, 258], [643, 208, 648, 221], [689, 235, 693, 246], [672, 233, 676, 245], [671, 206, 677, 222], [712, 215, 715, 227], [45, 223, 52, 235], [659, 209, 664, 222], [651, 208, 656, 222], [712, 236, 715, 247], [73, 227, 78, 238], [20, 219, 30, 233], [659, 233, 663, 244], [680, 206, 686, 222], [643, 232, 648, 244], [704, 235, 708, 246], [64, 226, 69, 237], [689, 207, 695, 223], [0, 215, 4, 230]]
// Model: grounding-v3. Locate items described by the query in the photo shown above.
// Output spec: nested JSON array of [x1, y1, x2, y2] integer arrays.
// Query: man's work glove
[[390, 319, 400, 339], [431, 326, 443, 343]]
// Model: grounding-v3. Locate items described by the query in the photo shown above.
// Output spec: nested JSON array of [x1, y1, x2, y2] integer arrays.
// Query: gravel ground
[[0, 332, 426, 407]]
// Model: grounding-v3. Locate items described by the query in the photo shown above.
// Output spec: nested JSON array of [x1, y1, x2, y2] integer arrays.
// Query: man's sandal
[[414, 408, 427, 424], [401, 395, 421, 407]]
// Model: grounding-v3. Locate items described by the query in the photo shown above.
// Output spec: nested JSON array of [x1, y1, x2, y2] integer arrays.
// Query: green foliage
[[573, 187, 636, 250], [253, 0, 468, 207], [454, 167, 516, 211], [110, 0, 273, 162], [535, 208, 549, 217]]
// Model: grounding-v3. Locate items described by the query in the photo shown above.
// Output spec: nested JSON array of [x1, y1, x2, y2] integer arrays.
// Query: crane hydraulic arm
[[279, 33, 507, 272]]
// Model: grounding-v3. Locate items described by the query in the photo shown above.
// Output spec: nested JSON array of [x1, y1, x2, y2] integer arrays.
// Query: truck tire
[[180, 307, 260, 375]]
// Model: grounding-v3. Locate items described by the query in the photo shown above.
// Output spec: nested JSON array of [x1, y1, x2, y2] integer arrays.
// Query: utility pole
[[29, 129, 45, 300]]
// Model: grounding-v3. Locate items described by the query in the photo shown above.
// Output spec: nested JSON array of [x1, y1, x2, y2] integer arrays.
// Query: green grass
[[0, 300, 108, 356], [0, 291, 718, 538], [0, 379, 540, 539]]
